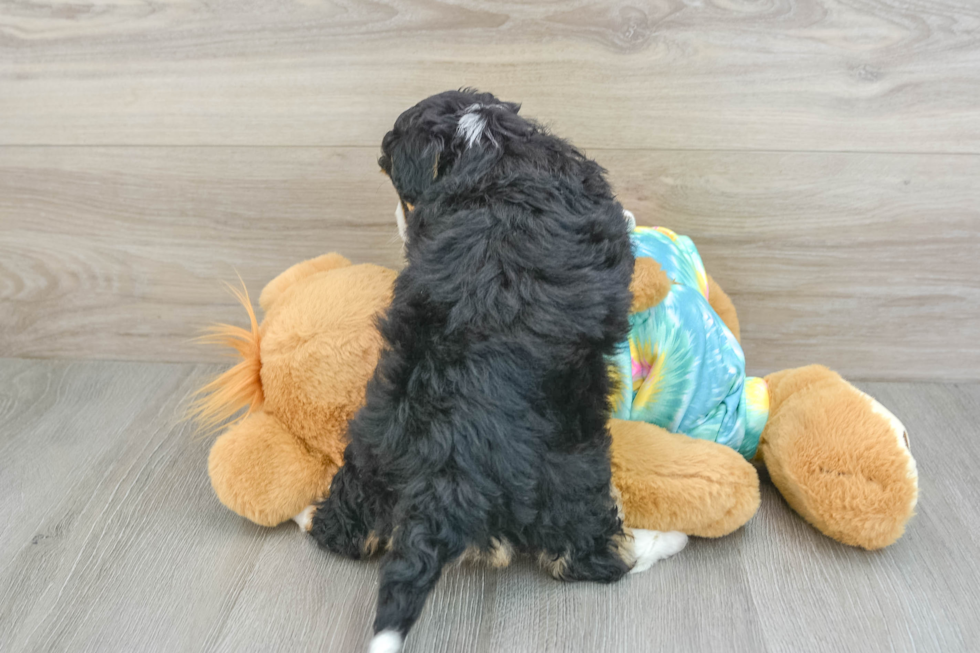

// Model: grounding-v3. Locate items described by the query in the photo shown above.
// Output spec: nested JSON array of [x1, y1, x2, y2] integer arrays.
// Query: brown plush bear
[[195, 248, 916, 550]]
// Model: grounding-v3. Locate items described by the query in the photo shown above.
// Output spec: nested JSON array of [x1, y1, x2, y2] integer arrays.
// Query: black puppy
[[308, 90, 685, 653]]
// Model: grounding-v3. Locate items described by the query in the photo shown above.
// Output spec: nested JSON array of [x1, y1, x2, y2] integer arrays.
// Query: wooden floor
[[0, 358, 977, 652]]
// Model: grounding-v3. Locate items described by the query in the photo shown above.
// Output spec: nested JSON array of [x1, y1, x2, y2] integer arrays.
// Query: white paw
[[292, 505, 316, 533], [629, 529, 688, 574], [369, 630, 403, 653]]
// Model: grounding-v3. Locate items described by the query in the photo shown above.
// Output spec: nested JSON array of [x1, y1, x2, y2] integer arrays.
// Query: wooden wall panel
[[3, 0, 979, 378], [607, 151, 980, 381], [2, 146, 977, 380], [2, 0, 979, 151]]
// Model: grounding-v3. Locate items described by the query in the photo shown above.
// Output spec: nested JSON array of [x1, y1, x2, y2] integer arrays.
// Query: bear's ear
[[259, 253, 351, 311]]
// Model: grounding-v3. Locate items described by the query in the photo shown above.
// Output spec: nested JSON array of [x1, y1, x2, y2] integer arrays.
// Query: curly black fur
[[311, 89, 636, 648]]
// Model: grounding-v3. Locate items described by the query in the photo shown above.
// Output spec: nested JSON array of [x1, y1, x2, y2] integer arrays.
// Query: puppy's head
[[379, 89, 522, 240]]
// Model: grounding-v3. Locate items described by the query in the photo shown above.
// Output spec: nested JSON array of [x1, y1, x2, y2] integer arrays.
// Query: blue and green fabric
[[609, 226, 770, 460]]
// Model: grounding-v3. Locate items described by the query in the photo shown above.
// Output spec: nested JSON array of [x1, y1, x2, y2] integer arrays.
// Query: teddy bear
[[194, 227, 917, 551]]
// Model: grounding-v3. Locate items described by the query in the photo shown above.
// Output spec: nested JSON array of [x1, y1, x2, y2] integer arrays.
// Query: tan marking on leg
[[612, 528, 637, 568], [362, 531, 382, 557], [537, 550, 569, 580], [458, 538, 514, 568], [609, 483, 636, 567], [457, 546, 483, 566], [486, 537, 514, 568], [610, 483, 626, 522]]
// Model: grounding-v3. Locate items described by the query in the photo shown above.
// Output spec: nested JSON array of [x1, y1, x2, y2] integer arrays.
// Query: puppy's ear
[[379, 91, 522, 203], [379, 129, 443, 206]]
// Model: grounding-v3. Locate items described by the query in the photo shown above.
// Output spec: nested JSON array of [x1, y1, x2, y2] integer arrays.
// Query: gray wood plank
[[739, 381, 980, 653], [0, 359, 267, 651], [1, 360, 977, 652]]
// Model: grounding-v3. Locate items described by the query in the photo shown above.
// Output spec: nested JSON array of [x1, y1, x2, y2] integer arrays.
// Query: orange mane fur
[[188, 279, 264, 435]]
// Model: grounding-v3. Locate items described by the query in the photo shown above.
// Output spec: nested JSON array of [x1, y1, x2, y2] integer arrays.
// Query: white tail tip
[[369, 630, 403, 653]]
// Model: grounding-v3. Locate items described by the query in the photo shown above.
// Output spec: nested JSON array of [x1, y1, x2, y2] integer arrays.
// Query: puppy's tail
[[187, 279, 264, 435], [369, 516, 461, 653]]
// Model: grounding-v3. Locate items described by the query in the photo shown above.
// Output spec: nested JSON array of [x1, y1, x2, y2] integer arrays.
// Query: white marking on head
[[456, 103, 501, 149], [369, 630, 403, 653], [395, 201, 408, 242]]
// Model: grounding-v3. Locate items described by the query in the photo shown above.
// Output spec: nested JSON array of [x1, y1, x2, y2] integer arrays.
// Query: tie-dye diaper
[[609, 226, 769, 459]]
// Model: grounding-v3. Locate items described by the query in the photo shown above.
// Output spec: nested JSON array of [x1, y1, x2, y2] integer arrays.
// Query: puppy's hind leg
[[536, 481, 634, 583], [310, 457, 391, 559], [537, 479, 686, 582], [370, 512, 465, 653]]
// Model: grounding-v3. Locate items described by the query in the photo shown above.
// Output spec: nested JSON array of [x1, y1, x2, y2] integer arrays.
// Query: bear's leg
[[609, 419, 761, 538], [705, 274, 740, 342], [757, 365, 918, 549], [208, 410, 337, 527]]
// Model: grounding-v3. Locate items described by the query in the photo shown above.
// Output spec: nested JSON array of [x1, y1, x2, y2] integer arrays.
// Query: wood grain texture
[[743, 381, 980, 653], [2, 0, 980, 151], [0, 359, 266, 652], [610, 150, 980, 381], [2, 146, 978, 380], [0, 146, 402, 364], [0, 359, 977, 652]]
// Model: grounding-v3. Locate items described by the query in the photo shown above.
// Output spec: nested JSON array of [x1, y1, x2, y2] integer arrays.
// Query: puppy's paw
[[629, 529, 687, 574], [293, 505, 316, 533], [369, 630, 403, 653]]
